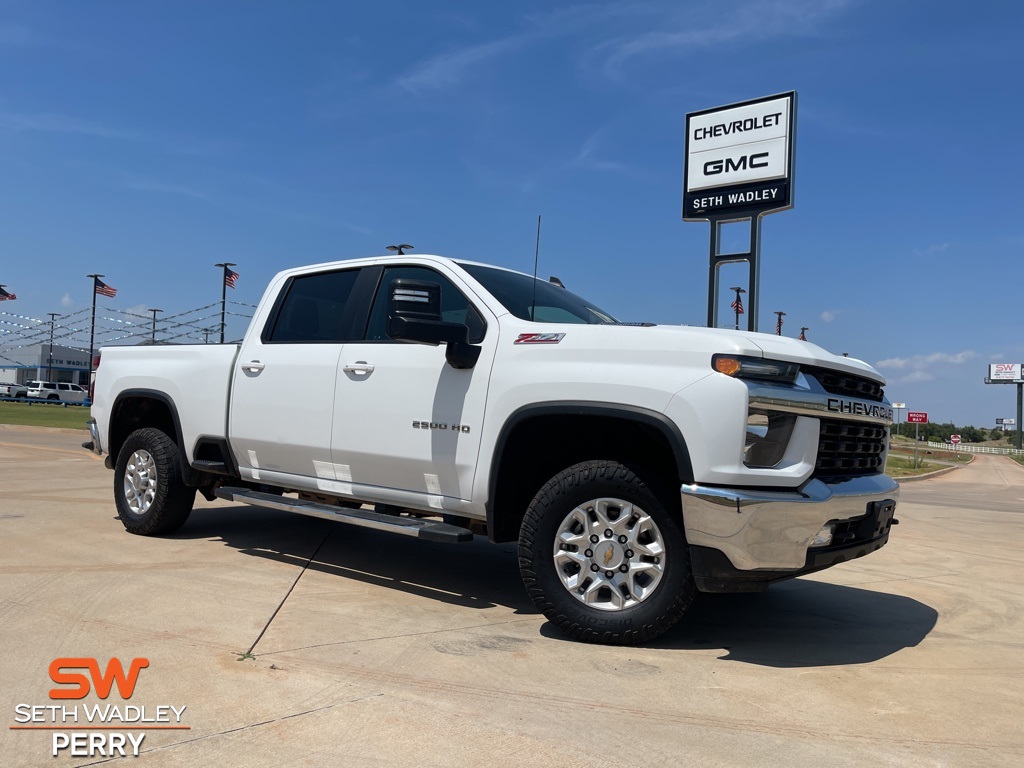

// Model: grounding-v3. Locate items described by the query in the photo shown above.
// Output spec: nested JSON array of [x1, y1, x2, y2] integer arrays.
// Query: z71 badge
[[515, 333, 565, 344]]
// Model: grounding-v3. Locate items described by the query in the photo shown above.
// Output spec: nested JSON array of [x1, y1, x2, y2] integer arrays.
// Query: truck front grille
[[814, 418, 887, 479], [804, 367, 885, 402]]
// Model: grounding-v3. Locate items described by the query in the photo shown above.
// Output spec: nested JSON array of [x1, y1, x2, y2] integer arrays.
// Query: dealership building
[[0, 344, 90, 386]]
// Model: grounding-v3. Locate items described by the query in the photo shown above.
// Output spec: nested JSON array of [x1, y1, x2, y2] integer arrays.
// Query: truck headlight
[[713, 355, 800, 384], [744, 410, 797, 468]]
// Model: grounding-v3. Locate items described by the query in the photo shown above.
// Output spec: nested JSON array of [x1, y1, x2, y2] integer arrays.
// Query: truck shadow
[[174, 504, 535, 614], [177, 505, 937, 667], [637, 583, 938, 667]]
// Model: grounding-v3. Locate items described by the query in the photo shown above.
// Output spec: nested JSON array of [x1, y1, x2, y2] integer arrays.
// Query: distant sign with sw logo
[[683, 92, 796, 220], [989, 363, 1023, 382]]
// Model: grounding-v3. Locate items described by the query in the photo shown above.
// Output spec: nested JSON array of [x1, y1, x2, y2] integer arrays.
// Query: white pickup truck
[[86, 254, 898, 644]]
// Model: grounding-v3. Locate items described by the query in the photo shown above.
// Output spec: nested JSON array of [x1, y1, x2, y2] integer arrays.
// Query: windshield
[[460, 263, 617, 324]]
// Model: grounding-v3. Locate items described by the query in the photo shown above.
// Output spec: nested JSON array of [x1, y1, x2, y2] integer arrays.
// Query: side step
[[215, 487, 473, 544]]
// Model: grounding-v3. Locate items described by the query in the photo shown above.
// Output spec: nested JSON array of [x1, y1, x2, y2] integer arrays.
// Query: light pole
[[148, 309, 162, 343], [891, 403, 906, 437], [47, 313, 59, 382], [729, 286, 745, 330], [214, 263, 236, 343]]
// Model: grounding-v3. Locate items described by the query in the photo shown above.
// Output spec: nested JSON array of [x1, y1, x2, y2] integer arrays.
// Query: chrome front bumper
[[680, 473, 899, 571]]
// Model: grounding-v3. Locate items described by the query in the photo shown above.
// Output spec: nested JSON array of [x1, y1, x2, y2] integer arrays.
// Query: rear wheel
[[518, 460, 695, 645], [47, 394, 59, 401], [114, 428, 195, 535]]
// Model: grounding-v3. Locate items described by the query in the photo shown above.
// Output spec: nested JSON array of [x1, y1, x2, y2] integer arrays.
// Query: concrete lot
[[2, 423, 1022, 767]]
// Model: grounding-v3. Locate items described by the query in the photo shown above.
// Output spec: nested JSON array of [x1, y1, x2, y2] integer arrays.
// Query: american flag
[[775, 314, 784, 335], [95, 279, 117, 298], [799, 327, 808, 341], [730, 297, 744, 314], [0, 286, 16, 301], [224, 268, 239, 289]]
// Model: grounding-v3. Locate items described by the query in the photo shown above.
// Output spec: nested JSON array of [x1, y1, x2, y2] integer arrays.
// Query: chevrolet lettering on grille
[[826, 398, 893, 422]]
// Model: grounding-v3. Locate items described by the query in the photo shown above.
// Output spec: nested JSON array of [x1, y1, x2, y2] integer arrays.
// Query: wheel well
[[109, 396, 180, 463], [487, 413, 688, 543]]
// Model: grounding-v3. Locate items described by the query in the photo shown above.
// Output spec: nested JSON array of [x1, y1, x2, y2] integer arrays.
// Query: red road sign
[[950, 434, 962, 444], [907, 412, 928, 423]]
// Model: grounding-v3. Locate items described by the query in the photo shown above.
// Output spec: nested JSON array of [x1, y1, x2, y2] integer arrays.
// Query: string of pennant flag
[[0, 268, 254, 362]]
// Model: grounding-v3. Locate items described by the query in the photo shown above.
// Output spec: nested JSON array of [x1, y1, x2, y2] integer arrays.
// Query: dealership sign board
[[683, 92, 796, 220], [989, 363, 1023, 382]]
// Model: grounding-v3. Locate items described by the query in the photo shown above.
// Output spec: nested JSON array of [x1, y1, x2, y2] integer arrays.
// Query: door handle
[[343, 361, 375, 375], [242, 360, 265, 373]]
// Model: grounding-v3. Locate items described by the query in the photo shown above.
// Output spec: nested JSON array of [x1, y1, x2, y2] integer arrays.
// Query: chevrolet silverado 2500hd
[[85, 254, 898, 644]]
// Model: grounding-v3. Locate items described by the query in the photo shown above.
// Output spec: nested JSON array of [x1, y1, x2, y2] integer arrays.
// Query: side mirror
[[387, 279, 466, 345], [386, 279, 482, 370]]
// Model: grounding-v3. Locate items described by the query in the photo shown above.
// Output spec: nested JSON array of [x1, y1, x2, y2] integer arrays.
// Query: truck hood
[[520, 323, 886, 384]]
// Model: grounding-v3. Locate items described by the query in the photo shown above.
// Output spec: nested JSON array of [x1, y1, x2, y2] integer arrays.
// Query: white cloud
[[899, 370, 934, 383], [126, 180, 210, 202], [61, 293, 72, 307], [573, 127, 634, 174], [876, 350, 977, 370], [820, 310, 837, 322], [594, 0, 853, 79], [397, 33, 536, 92], [122, 305, 150, 321], [913, 242, 951, 257]]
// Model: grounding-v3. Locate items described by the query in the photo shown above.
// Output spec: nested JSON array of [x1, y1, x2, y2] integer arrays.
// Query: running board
[[214, 487, 473, 544]]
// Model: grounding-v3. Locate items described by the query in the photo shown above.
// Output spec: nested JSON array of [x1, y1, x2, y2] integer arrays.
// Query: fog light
[[811, 524, 834, 547]]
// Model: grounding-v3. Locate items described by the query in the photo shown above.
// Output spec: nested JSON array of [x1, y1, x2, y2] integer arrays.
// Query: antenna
[[531, 215, 541, 322]]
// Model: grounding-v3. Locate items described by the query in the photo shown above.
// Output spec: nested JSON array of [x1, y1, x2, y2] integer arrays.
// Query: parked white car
[[0, 381, 29, 398], [26, 381, 89, 404]]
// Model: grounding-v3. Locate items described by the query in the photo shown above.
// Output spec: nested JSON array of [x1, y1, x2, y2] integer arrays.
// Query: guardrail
[[924, 441, 1024, 456]]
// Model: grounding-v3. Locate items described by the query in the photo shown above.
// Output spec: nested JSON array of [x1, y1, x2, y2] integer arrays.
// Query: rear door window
[[264, 269, 362, 344]]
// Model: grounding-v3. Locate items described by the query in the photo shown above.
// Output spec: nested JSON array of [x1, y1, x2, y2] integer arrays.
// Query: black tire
[[518, 460, 696, 645], [48, 394, 59, 401], [114, 428, 195, 535]]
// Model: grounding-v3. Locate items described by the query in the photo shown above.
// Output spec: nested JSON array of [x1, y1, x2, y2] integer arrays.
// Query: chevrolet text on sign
[[683, 92, 795, 220]]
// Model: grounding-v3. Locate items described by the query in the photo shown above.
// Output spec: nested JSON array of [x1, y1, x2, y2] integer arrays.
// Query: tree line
[[893, 421, 1012, 443]]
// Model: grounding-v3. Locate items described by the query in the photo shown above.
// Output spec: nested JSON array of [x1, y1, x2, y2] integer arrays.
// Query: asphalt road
[[1, 424, 1022, 767]]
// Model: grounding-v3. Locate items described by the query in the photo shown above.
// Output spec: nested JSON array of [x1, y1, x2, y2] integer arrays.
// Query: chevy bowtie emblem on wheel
[[603, 544, 615, 566]]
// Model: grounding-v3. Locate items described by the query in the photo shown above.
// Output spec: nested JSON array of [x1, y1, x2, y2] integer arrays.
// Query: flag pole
[[214, 262, 236, 343], [729, 286, 745, 331], [87, 274, 103, 381]]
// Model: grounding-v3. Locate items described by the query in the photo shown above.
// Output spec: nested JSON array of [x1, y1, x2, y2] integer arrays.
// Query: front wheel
[[518, 460, 696, 645], [114, 428, 196, 535]]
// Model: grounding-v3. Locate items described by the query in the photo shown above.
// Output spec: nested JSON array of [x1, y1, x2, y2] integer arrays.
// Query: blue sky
[[0, 0, 1021, 428]]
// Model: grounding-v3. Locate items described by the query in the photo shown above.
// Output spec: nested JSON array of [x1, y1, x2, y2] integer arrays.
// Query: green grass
[[885, 455, 944, 477], [1010, 454, 1024, 467], [0, 401, 90, 429]]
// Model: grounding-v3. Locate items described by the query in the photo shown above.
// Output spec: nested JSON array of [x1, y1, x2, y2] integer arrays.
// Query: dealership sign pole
[[683, 91, 797, 331], [985, 364, 1023, 449]]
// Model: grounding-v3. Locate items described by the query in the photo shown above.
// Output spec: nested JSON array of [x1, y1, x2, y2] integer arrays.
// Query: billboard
[[684, 92, 794, 222], [989, 363, 1023, 382], [683, 92, 796, 220]]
